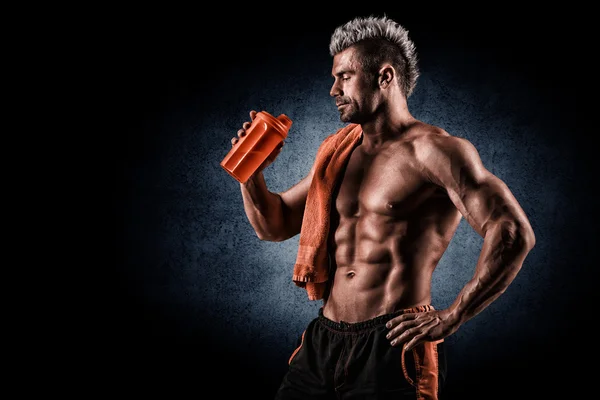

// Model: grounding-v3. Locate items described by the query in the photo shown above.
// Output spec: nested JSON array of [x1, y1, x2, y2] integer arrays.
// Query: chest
[[334, 145, 438, 218]]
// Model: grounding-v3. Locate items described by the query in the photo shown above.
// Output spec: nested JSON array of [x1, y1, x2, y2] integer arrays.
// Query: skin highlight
[[232, 35, 535, 354]]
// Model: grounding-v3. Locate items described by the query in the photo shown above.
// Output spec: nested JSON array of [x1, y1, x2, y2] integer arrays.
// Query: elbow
[[523, 226, 536, 252], [499, 219, 536, 255], [256, 232, 277, 242], [256, 231, 288, 242], [513, 230, 536, 263], [255, 221, 295, 243], [517, 221, 536, 253]]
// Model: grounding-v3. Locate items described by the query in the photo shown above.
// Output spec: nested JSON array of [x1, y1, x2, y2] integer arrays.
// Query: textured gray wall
[[115, 9, 587, 400]]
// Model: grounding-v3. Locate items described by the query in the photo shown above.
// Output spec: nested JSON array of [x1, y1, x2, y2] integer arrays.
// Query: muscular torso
[[322, 129, 463, 322]]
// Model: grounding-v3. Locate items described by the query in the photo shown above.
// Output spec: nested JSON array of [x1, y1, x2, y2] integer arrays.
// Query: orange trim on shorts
[[399, 305, 443, 400], [288, 330, 306, 365]]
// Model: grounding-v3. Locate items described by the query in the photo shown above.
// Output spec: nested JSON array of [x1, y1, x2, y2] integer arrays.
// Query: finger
[[249, 110, 257, 120], [237, 129, 246, 138], [242, 121, 252, 130], [389, 318, 438, 347], [386, 313, 417, 330], [231, 137, 239, 145], [386, 319, 419, 341], [404, 331, 429, 352], [389, 325, 421, 347]]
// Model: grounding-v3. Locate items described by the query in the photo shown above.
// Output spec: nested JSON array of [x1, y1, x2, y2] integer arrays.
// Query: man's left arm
[[386, 136, 536, 350]]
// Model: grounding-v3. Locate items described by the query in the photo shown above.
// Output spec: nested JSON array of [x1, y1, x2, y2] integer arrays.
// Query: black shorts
[[275, 305, 446, 400]]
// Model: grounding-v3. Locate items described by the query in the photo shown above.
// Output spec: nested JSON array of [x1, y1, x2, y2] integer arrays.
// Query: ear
[[378, 65, 395, 89]]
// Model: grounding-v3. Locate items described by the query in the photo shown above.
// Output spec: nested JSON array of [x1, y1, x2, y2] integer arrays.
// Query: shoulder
[[410, 122, 488, 185], [413, 122, 480, 165]]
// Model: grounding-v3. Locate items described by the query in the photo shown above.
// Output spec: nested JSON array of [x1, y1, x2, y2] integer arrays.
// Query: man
[[231, 15, 535, 400]]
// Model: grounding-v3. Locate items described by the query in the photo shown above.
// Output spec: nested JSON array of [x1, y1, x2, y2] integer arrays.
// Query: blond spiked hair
[[329, 15, 420, 97]]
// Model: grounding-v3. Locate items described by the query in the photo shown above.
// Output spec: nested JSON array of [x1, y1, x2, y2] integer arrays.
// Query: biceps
[[450, 174, 525, 237]]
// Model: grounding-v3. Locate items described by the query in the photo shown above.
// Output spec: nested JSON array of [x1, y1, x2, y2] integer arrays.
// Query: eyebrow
[[332, 69, 353, 78]]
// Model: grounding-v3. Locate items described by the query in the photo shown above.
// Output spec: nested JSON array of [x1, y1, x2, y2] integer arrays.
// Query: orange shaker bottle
[[220, 111, 292, 184]]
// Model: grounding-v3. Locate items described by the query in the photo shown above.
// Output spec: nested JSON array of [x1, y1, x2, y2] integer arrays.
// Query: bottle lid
[[277, 114, 292, 132], [258, 111, 292, 138]]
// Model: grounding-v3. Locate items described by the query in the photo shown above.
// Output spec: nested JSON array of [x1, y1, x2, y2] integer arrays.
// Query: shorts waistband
[[317, 305, 434, 332]]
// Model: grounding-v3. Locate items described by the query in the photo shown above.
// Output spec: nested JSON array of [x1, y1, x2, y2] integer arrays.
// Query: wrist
[[445, 307, 465, 327]]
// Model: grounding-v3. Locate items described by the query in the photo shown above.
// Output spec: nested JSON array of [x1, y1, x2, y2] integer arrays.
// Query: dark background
[[112, 6, 589, 399]]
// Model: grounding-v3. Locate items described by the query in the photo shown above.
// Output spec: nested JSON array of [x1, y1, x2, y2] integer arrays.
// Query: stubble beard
[[338, 105, 356, 123]]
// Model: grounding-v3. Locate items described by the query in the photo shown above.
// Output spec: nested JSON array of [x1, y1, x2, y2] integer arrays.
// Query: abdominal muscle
[[322, 215, 451, 323]]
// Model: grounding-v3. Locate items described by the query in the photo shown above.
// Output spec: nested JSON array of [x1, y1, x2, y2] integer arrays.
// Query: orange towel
[[293, 123, 363, 300]]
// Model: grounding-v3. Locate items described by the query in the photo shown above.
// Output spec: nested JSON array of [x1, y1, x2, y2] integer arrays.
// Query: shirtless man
[[232, 16, 536, 400]]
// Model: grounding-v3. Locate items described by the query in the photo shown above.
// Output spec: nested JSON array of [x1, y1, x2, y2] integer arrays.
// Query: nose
[[330, 80, 341, 97]]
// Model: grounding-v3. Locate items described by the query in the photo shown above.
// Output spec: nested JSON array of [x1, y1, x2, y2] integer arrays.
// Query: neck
[[359, 100, 415, 150]]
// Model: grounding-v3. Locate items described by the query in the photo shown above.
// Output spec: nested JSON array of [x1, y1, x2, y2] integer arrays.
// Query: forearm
[[448, 221, 535, 325], [240, 172, 286, 241]]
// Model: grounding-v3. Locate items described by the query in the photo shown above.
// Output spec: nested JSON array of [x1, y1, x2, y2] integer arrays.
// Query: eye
[[342, 76, 350, 81]]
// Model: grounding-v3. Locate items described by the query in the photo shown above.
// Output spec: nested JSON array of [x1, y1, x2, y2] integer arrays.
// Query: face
[[330, 46, 380, 124]]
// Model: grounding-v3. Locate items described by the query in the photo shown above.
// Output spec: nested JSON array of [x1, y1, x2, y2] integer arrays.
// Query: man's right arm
[[240, 164, 315, 242]]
